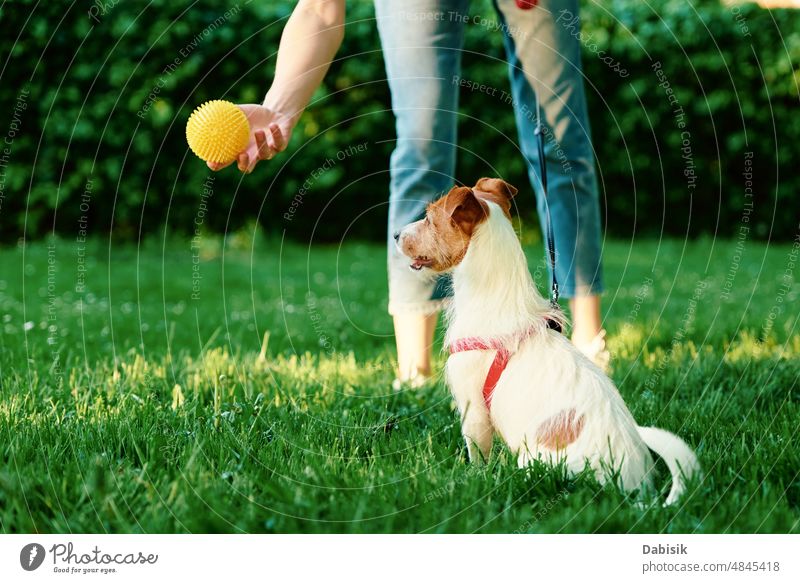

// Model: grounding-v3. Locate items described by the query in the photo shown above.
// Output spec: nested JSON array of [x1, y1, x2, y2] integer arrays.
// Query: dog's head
[[395, 178, 518, 273]]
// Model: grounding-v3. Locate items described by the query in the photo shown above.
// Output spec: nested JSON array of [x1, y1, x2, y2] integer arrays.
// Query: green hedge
[[0, 0, 797, 243]]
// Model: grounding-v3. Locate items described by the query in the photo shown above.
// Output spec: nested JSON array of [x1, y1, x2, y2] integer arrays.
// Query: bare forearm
[[263, 0, 345, 120], [207, 1, 345, 174]]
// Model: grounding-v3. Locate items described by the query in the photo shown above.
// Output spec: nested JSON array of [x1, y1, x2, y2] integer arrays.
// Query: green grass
[[1, 232, 798, 533]]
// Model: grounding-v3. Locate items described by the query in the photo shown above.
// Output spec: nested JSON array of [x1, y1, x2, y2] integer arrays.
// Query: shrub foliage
[[0, 0, 797, 242]]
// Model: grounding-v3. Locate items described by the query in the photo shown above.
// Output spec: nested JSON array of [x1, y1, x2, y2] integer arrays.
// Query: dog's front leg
[[447, 356, 494, 463], [460, 401, 494, 464]]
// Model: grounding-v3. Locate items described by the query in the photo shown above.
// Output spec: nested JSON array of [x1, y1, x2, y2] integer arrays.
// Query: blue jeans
[[376, 0, 603, 315]]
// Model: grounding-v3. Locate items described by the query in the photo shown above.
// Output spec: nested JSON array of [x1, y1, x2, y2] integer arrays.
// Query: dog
[[395, 177, 700, 504]]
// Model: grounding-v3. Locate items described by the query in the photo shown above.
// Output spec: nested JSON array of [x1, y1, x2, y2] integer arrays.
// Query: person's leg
[[392, 313, 438, 382], [569, 295, 602, 345], [375, 0, 468, 384], [492, 0, 606, 358]]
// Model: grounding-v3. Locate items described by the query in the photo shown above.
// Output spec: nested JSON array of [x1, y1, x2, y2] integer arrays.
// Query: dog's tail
[[637, 426, 700, 505]]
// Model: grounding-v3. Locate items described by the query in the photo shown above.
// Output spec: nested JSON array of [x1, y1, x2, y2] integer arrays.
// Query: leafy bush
[[0, 0, 797, 243], [580, 0, 800, 241]]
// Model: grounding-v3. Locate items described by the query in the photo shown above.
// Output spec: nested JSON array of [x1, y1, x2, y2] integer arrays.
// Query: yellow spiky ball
[[186, 100, 250, 164]]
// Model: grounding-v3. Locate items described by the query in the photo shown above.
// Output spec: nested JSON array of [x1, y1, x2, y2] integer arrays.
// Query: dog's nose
[[393, 231, 400, 242]]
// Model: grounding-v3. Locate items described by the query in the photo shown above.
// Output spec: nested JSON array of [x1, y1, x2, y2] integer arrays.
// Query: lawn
[[0, 231, 798, 533]]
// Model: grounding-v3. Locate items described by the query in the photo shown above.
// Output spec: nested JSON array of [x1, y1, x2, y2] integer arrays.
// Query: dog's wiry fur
[[397, 178, 700, 504]]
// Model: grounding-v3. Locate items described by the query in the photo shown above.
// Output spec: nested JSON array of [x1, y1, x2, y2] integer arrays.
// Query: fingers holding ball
[[186, 100, 250, 165]]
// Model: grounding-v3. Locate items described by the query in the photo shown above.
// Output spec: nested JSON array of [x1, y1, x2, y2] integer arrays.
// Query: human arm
[[209, 0, 346, 173]]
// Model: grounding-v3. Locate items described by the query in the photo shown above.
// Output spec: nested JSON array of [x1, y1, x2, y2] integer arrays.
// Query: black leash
[[534, 112, 563, 333]]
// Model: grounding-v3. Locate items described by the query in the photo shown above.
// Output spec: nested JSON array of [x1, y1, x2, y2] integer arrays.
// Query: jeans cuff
[[561, 281, 604, 299], [388, 297, 450, 317]]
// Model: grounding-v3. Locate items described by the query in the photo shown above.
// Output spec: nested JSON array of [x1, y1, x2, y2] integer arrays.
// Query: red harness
[[448, 322, 555, 411]]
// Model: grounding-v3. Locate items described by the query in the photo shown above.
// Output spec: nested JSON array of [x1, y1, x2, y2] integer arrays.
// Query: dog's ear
[[474, 177, 518, 199], [473, 178, 517, 218], [444, 186, 488, 236]]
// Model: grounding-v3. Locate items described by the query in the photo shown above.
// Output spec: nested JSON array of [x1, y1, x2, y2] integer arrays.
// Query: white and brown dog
[[396, 178, 699, 504]]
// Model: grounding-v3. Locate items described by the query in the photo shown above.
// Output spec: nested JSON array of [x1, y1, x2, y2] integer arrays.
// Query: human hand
[[206, 104, 294, 173]]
